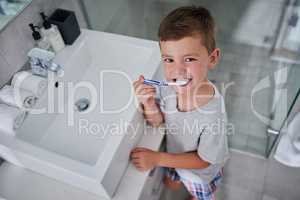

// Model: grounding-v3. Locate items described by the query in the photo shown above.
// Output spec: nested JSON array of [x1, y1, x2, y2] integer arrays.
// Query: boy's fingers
[[131, 147, 141, 152], [143, 85, 156, 90], [136, 84, 155, 91], [130, 151, 143, 158], [130, 151, 137, 157], [139, 75, 145, 82], [133, 78, 145, 89], [146, 91, 156, 97], [132, 147, 145, 152], [133, 81, 141, 91], [131, 156, 140, 161], [136, 87, 156, 95], [136, 86, 153, 93], [132, 161, 142, 169], [134, 85, 155, 95], [132, 161, 140, 166], [130, 154, 140, 159], [133, 80, 139, 88], [133, 147, 148, 152], [137, 88, 156, 95], [131, 158, 138, 163]]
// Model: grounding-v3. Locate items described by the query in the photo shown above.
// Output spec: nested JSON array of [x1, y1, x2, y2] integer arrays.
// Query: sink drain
[[75, 98, 90, 112]]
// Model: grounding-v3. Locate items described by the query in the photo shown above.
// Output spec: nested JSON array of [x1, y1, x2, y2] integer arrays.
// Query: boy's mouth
[[171, 78, 193, 87]]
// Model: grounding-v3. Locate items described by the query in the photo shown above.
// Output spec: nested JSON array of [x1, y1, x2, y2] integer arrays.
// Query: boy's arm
[[142, 100, 164, 127], [133, 75, 164, 127], [157, 151, 210, 169], [131, 148, 210, 171]]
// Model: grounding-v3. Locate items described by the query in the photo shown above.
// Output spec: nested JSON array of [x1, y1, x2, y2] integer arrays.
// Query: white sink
[[0, 29, 161, 199]]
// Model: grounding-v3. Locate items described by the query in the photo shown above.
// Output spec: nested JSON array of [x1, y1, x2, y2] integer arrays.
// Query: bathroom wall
[[0, 0, 88, 87]]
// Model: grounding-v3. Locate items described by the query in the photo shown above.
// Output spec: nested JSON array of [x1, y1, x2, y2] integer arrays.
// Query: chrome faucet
[[28, 48, 61, 77]]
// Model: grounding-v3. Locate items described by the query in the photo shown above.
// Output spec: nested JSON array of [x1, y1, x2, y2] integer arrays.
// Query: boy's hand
[[130, 147, 160, 172], [133, 75, 156, 107]]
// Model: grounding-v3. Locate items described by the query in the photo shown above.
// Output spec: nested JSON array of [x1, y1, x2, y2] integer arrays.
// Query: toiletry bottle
[[40, 12, 65, 53], [29, 23, 51, 50]]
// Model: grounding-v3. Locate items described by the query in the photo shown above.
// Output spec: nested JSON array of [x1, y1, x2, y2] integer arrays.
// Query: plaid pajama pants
[[165, 168, 223, 200]]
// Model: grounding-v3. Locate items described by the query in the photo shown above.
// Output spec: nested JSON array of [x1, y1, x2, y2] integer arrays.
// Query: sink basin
[[0, 29, 161, 198]]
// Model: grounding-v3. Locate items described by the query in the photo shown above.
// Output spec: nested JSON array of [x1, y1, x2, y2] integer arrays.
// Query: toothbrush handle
[[143, 79, 163, 86]]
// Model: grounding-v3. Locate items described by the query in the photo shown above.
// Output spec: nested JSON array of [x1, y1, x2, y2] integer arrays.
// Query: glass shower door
[[266, 65, 300, 157]]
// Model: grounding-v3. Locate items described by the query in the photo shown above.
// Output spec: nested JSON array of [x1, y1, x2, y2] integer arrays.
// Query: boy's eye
[[185, 58, 196, 62], [163, 58, 174, 63]]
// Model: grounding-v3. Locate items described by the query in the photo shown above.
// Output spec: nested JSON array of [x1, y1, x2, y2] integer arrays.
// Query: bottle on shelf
[[29, 23, 51, 51], [40, 12, 65, 53]]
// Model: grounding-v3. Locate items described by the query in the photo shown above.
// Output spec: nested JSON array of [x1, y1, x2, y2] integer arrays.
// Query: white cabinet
[[139, 167, 165, 200], [139, 142, 166, 200]]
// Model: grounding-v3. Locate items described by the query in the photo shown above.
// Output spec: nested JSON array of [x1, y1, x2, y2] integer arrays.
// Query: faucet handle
[[28, 47, 55, 61], [28, 48, 56, 77], [48, 62, 62, 73]]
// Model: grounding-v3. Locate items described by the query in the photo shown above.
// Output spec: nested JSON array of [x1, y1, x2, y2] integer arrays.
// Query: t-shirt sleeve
[[197, 115, 229, 165]]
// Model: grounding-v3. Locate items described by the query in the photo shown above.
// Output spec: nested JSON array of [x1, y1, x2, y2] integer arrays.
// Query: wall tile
[[228, 133, 248, 151], [0, 26, 30, 72], [0, 51, 13, 86], [248, 120, 268, 138], [246, 135, 267, 156]]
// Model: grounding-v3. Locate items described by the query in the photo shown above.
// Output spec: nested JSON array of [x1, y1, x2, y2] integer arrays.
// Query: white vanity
[[0, 29, 165, 199]]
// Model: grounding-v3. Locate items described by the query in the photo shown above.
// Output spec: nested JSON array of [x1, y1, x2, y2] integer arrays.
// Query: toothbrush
[[143, 79, 189, 87]]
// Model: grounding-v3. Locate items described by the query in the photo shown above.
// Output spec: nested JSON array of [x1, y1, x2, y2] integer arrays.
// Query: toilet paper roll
[[0, 85, 37, 108], [0, 104, 27, 136], [12, 71, 47, 98]]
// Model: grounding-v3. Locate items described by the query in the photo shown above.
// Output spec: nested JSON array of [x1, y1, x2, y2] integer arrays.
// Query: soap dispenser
[[40, 12, 65, 53], [29, 23, 51, 50]]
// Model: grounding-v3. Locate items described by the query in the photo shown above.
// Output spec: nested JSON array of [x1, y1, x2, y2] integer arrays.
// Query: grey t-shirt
[[158, 82, 230, 183]]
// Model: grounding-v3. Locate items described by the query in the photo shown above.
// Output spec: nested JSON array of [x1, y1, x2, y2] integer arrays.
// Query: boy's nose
[[173, 65, 187, 75]]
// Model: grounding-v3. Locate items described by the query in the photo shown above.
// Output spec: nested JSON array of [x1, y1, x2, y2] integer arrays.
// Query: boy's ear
[[208, 48, 220, 69]]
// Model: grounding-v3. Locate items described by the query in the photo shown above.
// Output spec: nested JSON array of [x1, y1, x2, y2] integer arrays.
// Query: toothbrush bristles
[[167, 79, 189, 86]]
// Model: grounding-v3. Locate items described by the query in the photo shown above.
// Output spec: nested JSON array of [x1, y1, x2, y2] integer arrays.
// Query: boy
[[131, 6, 229, 200]]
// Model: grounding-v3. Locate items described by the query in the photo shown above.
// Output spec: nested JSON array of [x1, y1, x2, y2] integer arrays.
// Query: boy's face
[[160, 35, 220, 94]]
